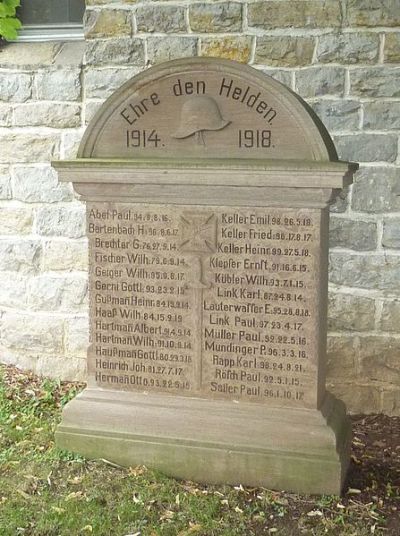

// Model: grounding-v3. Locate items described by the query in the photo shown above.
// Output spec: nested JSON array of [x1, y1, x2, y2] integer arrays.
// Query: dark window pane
[[19, 0, 85, 25], [68, 0, 85, 23]]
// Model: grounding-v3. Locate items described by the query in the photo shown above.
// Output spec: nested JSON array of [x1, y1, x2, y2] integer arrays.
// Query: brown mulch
[[345, 413, 400, 533], [0, 363, 85, 407]]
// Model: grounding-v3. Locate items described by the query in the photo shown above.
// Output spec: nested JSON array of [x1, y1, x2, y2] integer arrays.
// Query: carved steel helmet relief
[[172, 96, 231, 145]]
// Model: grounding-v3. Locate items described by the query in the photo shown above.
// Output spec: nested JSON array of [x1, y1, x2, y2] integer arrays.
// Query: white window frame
[[17, 23, 84, 42]]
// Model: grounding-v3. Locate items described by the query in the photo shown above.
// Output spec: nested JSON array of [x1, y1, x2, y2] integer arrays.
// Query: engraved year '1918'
[[238, 129, 272, 148]]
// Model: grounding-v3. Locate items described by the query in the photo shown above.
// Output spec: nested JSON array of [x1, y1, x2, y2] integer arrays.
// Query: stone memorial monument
[[53, 58, 357, 494]]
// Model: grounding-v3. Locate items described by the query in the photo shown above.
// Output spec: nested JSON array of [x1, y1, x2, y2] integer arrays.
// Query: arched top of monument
[[78, 58, 337, 162]]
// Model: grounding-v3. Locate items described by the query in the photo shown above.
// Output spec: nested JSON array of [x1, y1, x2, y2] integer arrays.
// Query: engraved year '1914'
[[126, 129, 162, 148]]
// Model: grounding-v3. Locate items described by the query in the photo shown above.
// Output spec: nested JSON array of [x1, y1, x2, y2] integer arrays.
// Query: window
[[17, 0, 85, 41]]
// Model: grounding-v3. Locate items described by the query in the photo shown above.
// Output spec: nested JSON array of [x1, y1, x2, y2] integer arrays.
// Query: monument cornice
[[53, 158, 356, 208]]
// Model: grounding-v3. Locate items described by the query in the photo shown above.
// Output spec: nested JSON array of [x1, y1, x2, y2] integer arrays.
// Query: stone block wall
[[0, 0, 399, 414], [0, 41, 89, 380]]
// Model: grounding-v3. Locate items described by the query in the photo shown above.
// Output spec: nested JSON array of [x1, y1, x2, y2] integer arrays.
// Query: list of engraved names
[[88, 204, 321, 408]]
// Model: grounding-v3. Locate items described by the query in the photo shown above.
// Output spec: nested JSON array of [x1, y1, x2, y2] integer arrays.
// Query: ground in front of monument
[[1, 364, 399, 536]]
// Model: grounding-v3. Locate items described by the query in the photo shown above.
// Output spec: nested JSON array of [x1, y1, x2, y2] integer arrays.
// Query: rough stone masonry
[[0, 0, 399, 415]]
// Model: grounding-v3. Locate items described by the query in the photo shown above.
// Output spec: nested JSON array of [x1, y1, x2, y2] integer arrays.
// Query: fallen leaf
[[160, 510, 174, 521], [188, 524, 202, 532], [51, 506, 65, 514], [65, 491, 84, 501], [177, 524, 202, 536], [22, 475, 37, 481], [68, 476, 83, 485], [307, 509, 323, 517], [129, 465, 147, 477], [100, 458, 124, 469], [16, 489, 30, 500]]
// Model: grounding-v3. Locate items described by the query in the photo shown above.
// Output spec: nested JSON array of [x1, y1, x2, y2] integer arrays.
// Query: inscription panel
[[80, 59, 333, 162], [88, 203, 322, 409]]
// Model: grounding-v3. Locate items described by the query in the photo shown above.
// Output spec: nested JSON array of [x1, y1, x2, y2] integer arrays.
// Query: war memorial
[[52, 58, 357, 495]]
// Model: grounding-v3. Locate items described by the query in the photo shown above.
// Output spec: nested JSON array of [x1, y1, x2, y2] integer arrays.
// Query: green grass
[[0, 365, 396, 535]]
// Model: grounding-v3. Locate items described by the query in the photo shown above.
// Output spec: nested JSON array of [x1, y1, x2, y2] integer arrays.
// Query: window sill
[[16, 24, 84, 42]]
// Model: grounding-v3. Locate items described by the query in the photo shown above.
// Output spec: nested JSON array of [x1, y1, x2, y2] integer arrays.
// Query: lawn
[[0, 363, 399, 535]]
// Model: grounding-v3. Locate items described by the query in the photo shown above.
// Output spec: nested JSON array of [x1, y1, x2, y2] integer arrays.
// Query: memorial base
[[56, 389, 351, 495]]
